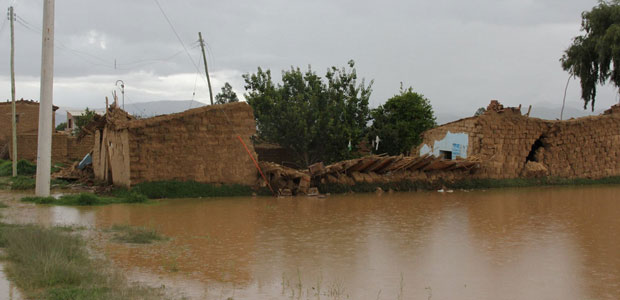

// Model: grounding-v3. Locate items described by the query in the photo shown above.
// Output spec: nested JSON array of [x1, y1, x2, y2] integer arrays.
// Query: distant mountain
[[435, 104, 605, 125], [55, 100, 207, 126]]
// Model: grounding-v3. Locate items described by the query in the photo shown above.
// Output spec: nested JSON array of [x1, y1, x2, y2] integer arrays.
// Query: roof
[[1, 99, 59, 111]]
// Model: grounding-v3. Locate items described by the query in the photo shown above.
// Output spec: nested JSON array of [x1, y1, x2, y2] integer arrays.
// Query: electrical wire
[[152, 0, 208, 86], [15, 13, 196, 72]]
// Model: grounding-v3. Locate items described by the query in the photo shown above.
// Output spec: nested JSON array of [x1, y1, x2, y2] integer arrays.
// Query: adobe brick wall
[[0, 101, 56, 144], [94, 102, 258, 187], [418, 106, 620, 180], [11, 133, 93, 163]]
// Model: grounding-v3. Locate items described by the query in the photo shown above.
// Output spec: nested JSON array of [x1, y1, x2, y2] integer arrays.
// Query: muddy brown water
[[1, 185, 619, 299]]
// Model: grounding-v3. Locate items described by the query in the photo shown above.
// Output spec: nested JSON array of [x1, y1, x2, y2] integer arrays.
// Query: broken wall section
[[418, 103, 620, 180], [541, 114, 620, 178]]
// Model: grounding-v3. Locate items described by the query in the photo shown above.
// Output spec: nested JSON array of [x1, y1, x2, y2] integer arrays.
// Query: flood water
[[2, 185, 620, 299]]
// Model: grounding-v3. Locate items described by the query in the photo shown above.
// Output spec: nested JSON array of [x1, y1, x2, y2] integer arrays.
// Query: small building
[[0, 99, 58, 159], [0, 99, 93, 162], [92, 102, 258, 187], [417, 101, 620, 179], [65, 109, 105, 133]]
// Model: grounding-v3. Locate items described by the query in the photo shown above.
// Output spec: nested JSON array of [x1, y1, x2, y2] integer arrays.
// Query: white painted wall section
[[419, 131, 469, 160]]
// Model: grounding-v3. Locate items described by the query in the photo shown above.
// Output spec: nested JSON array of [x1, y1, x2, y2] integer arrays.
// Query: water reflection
[[4, 186, 620, 299]]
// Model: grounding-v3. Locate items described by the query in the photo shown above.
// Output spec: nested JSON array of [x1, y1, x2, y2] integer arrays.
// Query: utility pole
[[35, 0, 55, 197], [198, 32, 214, 105], [9, 6, 17, 177]]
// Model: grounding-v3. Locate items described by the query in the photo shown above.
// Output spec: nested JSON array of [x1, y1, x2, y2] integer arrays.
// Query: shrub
[[0, 160, 37, 177]]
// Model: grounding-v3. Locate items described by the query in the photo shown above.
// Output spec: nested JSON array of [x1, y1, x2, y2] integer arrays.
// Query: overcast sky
[[0, 0, 618, 123]]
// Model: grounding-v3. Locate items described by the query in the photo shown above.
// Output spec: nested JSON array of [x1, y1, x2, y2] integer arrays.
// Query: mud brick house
[[92, 102, 258, 187], [0, 99, 93, 162], [417, 101, 620, 179]]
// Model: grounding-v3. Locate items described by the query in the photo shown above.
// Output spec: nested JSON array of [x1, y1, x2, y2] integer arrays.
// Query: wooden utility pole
[[9, 6, 17, 177], [35, 0, 55, 197], [198, 32, 214, 105]]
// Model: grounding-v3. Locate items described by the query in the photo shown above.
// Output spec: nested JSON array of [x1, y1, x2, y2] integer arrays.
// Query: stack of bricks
[[418, 101, 620, 180], [94, 102, 258, 187]]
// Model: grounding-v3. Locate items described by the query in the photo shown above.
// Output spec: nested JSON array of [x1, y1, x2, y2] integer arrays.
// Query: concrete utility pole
[[198, 32, 214, 105], [9, 6, 17, 177], [35, 0, 55, 197]]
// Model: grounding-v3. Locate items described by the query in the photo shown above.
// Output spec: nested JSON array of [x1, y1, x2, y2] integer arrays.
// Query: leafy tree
[[55, 122, 67, 131], [561, 0, 620, 110], [244, 60, 372, 167], [73, 108, 96, 135], [368, 86, 436, 156], [215, 82, 239, 104], [474, 107, 486, 116]]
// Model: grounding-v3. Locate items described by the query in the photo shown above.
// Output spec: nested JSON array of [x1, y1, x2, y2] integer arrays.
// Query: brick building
[[0, 99, 92, 162], [417, 101, 620, 179], [0, 99, 58, 159], [92, 102, 258, 187]]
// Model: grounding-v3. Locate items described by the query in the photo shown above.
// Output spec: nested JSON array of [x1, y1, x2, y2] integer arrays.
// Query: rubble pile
[[259, 154, 480, 195], [52, 162, 94, 184]]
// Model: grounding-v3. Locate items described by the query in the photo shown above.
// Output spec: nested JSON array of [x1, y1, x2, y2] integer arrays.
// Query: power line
[[13, 15, 195, 72], [152, 0, 210, 88]]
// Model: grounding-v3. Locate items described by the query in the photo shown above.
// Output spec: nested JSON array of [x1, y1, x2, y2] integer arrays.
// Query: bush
[[10, 176, 35, 190], [0, 160, 37, 177]]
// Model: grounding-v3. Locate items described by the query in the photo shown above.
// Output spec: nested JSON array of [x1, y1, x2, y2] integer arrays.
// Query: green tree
[[474, 107, 486, 116], [243, 60, 372, 167], [73, 108, 96, 135], [215, 82, 239, 104], [55, 122, 67, 131], [561, 0, 620, 110], [368, 86, 436, 156]]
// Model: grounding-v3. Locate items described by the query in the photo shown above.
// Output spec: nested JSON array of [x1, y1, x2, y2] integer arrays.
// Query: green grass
[[0, 223, 172, 300], [0, 201, 8, 208], [108, 225, 167, 244], [131, 180, 258, 199], [21, 191, 148, 206], [317, 176, 620, 194], [0, 159, 37, 177], [0, 177, 70, 191], [445, 176, 620, 190]]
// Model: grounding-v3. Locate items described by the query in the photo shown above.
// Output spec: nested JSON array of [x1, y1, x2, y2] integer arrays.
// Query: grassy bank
[[317, 176, 620, 194], [130, 180, 263, 199], [0, 223, 172, 300], [22, 192, 147, 206]]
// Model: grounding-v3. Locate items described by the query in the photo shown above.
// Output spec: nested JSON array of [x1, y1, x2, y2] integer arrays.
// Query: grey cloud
[[0, 0, 616, 123]]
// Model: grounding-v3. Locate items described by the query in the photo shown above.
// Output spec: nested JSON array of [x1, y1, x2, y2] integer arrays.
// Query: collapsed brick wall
[[11, 133, 94, 163], [94, 102, 258, 187], [418, 108, 620, 180], [541, 115, 620, 178]]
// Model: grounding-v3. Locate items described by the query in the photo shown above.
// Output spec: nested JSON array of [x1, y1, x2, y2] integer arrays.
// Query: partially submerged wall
[[418, 103, 620, 179], [94, 102, 258, 187]]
